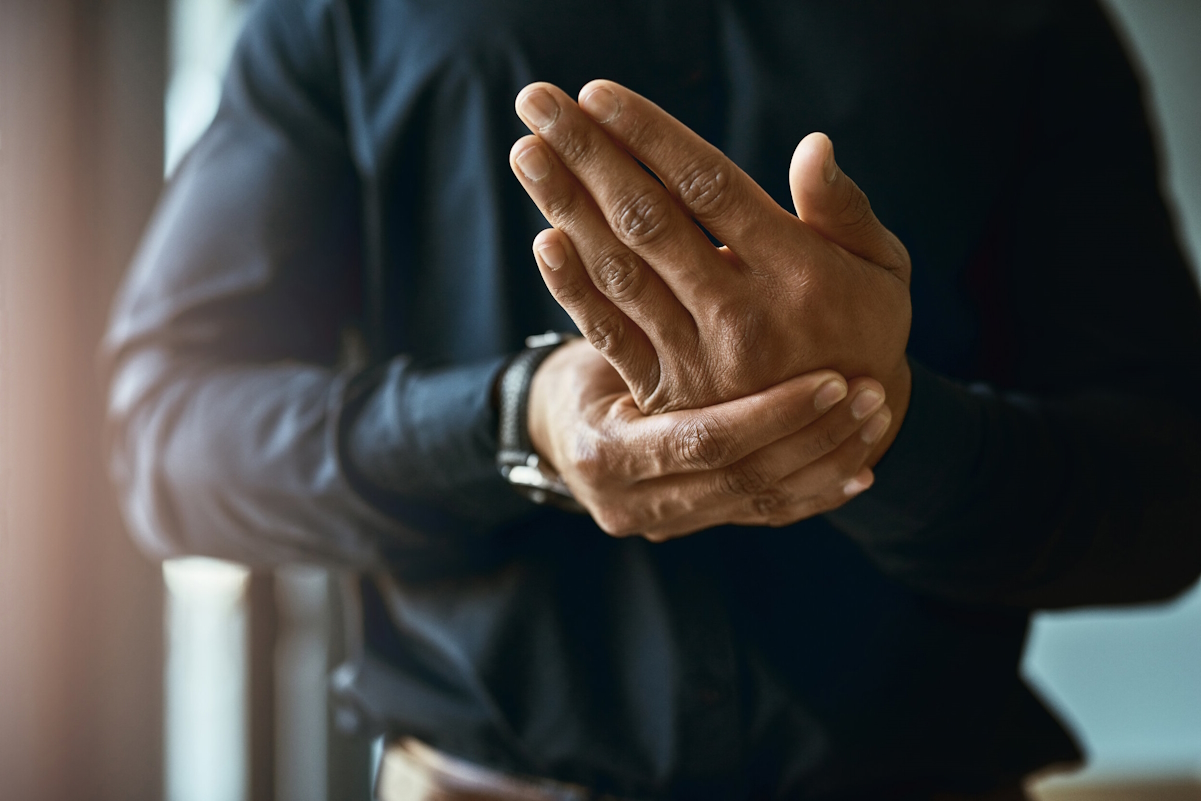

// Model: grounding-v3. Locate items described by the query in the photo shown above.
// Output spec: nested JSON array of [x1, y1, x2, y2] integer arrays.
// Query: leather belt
[[376, 738, 634, 801], [375, 738, 1029, 801]]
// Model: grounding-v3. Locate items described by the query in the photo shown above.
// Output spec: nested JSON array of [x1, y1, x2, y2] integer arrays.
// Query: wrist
[[528, 338, 628, 474], [527, 351, 560, 469], [496, 332, 583, 510]]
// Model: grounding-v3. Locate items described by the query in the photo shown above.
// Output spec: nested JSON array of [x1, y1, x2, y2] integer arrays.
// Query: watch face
[[500, 459, 585, 513], [525, 331, 577, 349], [505, 463, 547, 489]]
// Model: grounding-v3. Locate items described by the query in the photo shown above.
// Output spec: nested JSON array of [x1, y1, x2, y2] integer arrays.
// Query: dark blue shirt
[[103, 1, 1201, 798]]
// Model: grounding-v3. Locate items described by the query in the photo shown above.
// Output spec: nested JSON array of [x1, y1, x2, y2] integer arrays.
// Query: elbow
[[104, 350, 199, 563], [107, 423, 195, 563]]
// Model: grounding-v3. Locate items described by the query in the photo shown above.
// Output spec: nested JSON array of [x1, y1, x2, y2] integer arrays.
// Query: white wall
[[1022, 0, 1201, 783]]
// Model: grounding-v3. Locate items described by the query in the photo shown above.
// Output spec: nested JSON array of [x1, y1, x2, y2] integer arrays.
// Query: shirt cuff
[[344, 355, 534, 531], [825, 358, 987, 543]]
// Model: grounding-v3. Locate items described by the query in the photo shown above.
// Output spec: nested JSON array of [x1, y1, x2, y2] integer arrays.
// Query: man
[[103, 1, 1201, 799]]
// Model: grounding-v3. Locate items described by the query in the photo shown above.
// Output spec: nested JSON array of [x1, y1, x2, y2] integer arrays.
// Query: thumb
[[789, 133, 910, 280]]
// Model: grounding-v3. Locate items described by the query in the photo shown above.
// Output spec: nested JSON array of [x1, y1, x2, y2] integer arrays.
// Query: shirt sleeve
[[102, 0, 532, 577], [826, 0, 1201, 609]]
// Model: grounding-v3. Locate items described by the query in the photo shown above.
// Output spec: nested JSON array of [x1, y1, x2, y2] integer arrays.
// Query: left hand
[[509, 80, 913, 462], [527, 338, 890, 541]]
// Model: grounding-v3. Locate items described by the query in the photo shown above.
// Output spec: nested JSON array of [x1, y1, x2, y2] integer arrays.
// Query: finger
[[789, 132, 911, 280], [633, 464, 872, 541], [530, 228, 660, 399], [515, 83, 728, 311], [627, 378, 884, 537], [621, 369, 850, 480], [703, 377, 885, 498], [726, 467, 876, 533], [510, 134, 699, 353], [626, 460, 871, 543], [576, 79, 810, 263], [731, 408, 888, 527], [775, 407, 890, 499]]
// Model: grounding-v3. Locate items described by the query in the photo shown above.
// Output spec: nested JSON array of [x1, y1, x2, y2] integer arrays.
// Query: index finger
[[627, 369, 848, 479], [514, 83, 725, 312], [577, 80, 807, 261]]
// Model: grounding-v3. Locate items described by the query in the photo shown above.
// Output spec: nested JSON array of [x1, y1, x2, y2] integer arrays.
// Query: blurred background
[[0, 1, 1198, 800]]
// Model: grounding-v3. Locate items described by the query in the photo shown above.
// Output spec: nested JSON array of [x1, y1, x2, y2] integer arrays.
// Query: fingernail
[[580, 86, 621, 124], [823, 139, 838, 184], [814, 379, 848, 412], [519, 89, 560, 129], [515, 144, 552, 181], [536, 240, 566, 270], [860, 410, 891, 444], [850, 388, 883, 420], [843, 472, 874, 497]]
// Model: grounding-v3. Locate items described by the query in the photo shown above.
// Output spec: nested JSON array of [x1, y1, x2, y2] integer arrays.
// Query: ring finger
[[510, 135, 698, 356]]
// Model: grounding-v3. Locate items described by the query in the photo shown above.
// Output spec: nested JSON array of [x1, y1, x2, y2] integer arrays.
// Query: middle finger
[[515, 83, 726, 312], [510, 134, 696, 355], [621, 377, 883, 532]]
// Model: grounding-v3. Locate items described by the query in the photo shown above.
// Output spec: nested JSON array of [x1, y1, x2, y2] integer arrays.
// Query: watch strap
[[497, 333, 584, 512]]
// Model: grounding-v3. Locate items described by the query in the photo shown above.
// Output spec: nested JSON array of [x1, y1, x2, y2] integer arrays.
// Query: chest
[[365, 0, 1054, 371]]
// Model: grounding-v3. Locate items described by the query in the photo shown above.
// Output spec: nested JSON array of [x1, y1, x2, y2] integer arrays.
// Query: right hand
[[528, 339, 892, 541], [509, 81, 912, 425]]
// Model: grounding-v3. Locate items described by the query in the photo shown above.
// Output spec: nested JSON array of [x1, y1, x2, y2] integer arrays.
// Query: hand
[[528, 338, 892, 541], [509, 80, 913, 460]]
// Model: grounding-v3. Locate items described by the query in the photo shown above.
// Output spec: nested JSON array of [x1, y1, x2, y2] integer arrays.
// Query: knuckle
[[671, 416, 732, 470], [711, 304, 767, 362], [801, 423, 842, 462], [820, 425, 841, 454], [619, 112, 656, 154], [837, 181, 875, 232], [610, 188, 672, 248], [750, 488, 790, 521], [719, 458, 771, 497], [676, 156, 734, 217], [585, 314, 628, 357], [554, 125, 593, 167], [593, 250, 645, 302], [541, 189, 583, 227], [550, 273, 591, 309]]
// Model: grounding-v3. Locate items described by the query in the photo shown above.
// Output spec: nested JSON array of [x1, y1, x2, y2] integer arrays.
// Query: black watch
[[496, 332, 586, 513]]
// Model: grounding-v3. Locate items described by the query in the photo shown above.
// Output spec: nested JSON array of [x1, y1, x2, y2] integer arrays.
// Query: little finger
[[704, 376, 885, 499]]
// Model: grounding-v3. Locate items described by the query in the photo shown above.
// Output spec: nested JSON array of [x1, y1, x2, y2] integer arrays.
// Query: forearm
[[109, 348, 532, 578], [344, 353, 535, 535], [827, 361, 1201, 608]]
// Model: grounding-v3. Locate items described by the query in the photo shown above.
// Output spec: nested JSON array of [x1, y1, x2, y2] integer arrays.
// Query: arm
[[103, 0, 530, 577], [507, 82, 911, 537], [826, 2, 1201, 608], [527, 338, 892, 541], [103, 0, 888, 573], [509, 5, 1201, 606]]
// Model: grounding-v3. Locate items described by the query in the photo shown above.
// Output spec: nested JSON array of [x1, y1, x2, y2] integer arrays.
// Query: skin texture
[[511, 80, 913, 539], [511, 80, 913, 459], [527, 338, 890, 541]]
